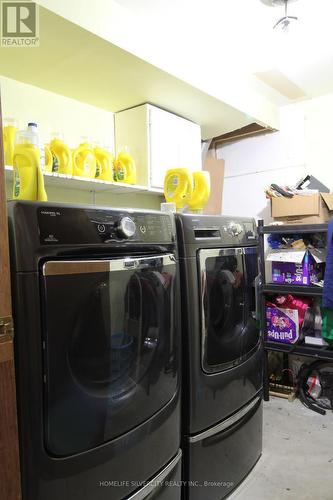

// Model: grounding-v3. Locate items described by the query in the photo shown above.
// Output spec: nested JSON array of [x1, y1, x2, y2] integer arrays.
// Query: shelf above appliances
[[5, 166, 164, 197]]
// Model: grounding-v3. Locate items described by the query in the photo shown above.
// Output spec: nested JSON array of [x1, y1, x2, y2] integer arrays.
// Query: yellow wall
[[35, 0, 279, 131], [0, 76, 114, 149], [2, 76, 163, 210]]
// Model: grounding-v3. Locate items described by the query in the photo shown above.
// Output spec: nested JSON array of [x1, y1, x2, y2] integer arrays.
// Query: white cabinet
[[115, 104, 202, 189]]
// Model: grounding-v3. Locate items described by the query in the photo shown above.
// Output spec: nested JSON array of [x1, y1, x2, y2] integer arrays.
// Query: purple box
[[266, 307, 299, 344], [271, 250, 321, 286]]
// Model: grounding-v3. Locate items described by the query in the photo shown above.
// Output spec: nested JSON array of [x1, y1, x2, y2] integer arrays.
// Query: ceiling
[[1, 6, 266, 139], [113, 0, 333, 104]]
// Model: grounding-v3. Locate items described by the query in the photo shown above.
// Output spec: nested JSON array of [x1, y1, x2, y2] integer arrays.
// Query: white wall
[[305, 93, 333, 189], [218, 96, 333, 222]]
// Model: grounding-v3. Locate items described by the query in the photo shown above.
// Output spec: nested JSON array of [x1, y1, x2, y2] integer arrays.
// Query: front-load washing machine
[[8, 201, 181, 500], [175, 214, 263, 500]]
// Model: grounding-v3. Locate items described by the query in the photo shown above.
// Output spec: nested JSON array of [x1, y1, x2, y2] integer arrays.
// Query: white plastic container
[[27, 122, 45, 168]]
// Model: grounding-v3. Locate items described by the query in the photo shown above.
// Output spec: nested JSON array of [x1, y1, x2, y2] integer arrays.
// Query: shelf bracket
[[91, 190, 96, 205]]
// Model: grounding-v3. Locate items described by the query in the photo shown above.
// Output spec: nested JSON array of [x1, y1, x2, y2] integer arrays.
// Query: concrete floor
[[229, 397, 333, 500]]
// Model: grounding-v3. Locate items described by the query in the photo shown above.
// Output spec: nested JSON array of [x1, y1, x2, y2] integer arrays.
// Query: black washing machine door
[[41, 254, 178, 457], [199, 247, 260, 374]]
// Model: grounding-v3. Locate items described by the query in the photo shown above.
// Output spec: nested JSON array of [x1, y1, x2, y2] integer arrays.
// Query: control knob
[[228, 222, 243, 237], [117, 217, 136, 238]]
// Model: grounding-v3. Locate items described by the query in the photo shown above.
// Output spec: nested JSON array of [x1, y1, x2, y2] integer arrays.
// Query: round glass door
[[199, 248, 260, 373]]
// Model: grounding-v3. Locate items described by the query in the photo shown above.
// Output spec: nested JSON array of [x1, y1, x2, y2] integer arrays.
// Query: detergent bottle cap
[[15, 130, 35, 145], [117, 144, 130, 154], [26, 122, 40, 147], [4, 117, 18, 127], [79, 135, 91, 146], [103, 143, 113, 152], [50, 131, 63, 140]]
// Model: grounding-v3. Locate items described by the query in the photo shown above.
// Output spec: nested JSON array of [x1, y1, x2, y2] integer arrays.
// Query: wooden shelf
[[5, 166, 164, 197]]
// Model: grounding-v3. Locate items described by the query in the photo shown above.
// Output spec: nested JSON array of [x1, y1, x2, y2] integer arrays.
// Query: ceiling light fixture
[[260, 0, 299, 32]]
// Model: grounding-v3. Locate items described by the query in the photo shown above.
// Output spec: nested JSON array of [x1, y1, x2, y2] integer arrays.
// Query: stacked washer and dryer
[[175, 214, 263, 500]]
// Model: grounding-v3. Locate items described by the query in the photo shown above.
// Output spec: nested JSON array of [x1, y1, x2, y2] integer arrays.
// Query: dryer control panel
[[176, 213, 257, 249], [222, 220, 257, 241], [37, 206, 174, 245]]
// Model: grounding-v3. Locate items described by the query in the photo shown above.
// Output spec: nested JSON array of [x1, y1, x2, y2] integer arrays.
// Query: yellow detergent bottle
[[114, 149, 136, 184], [72, 141, 96, 178], [13, 127, 47, 201], [164, 168, 193, 210], [43, 144, 53, 172], [49, 134, 73, 175], [188, 171, 211, 213], [37, 161, 48, 201], [3, 118, 18, 166], [94, 146, 114, 182]]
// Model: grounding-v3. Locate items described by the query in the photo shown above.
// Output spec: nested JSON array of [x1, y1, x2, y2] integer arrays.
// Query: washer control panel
[[117, 217, 136, 239], [37, 207, 174, 245], [226, 222, 243, 237], [188, 215, 257, 246], [222, 220, 257, 242]]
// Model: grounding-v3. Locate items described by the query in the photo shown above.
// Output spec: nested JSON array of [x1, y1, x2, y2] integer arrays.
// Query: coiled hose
[[298, 360, 333, 415]]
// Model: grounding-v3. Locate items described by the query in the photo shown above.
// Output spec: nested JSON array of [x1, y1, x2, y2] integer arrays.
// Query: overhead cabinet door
[[115, 104, 202, 190], [148, 105, 202, 189]]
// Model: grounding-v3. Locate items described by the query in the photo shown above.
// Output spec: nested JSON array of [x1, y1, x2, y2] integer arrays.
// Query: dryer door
[[199, 247, 260, 374], [41, 254, 178, 457]]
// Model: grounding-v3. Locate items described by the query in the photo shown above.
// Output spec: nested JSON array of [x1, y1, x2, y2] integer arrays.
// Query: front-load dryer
[[175, 214, 263, 500], [8, 201, 182, 500]]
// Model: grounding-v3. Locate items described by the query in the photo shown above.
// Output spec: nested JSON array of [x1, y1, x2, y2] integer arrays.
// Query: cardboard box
[[203, 156, 225, 215], [266, 248, 325, 286], [266, 307, 299, 344], [271, 192, 333, 224]]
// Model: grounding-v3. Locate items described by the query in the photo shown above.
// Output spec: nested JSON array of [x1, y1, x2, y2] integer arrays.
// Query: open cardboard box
[[203, 156, 225, 215], [271, 192, 333, 224], [266, 248, 326, 286]]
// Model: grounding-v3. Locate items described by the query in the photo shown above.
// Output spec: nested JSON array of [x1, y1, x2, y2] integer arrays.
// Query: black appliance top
[[7, 201, 176, 272], [175, 213, 257, 255]]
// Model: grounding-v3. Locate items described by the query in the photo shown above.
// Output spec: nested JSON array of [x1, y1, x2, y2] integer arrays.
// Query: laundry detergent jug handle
[[72, 146, 81, 168], [188, 171, 211, 212], [164, 168, 193, 210]]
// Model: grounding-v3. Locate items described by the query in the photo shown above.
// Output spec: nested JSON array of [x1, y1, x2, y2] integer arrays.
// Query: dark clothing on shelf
[[321, 307, 333, 344]]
